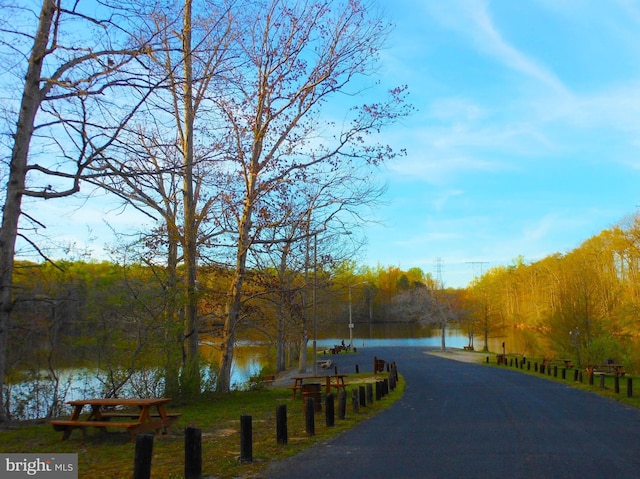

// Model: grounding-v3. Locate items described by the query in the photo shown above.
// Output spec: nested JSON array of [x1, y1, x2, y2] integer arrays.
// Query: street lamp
[[312, 233, 318, 375], [348, 281, 367, 349]]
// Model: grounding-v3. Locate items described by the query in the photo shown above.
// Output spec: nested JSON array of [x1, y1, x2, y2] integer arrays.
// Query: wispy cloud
[[428, 0, 568, 94]]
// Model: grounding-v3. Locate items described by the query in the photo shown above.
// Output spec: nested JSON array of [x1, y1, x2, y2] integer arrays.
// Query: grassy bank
[[0, 372, 404, 478], [485, 353, 640, 409]]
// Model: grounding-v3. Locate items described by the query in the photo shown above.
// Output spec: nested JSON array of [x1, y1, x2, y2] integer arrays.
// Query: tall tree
[[212, 0, 410, 392], [88, 0, 235, 396], [0, 0, 161, 421]]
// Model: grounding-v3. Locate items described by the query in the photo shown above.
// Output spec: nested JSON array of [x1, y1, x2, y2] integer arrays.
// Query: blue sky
[[359, 0, 640, 286], [22, 0, 640, 288]]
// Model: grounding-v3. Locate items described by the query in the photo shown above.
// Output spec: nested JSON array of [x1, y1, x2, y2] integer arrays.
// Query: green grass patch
[[0, 373, 404, 478]]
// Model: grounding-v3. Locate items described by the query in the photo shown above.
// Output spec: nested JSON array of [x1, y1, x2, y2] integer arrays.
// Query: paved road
[[264, 346, 640, 479]]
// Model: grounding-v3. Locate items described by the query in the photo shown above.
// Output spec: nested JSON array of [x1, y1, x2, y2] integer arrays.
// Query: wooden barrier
[[276, 405, 287, 445], [240, 414, 252, 464], [184, 427, 202, 479], [133, 434, 154, 479]]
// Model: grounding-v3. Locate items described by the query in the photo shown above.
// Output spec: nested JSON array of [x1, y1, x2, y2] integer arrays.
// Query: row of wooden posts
[[132, 362, 399, 479], [493, 355, 634, 397]]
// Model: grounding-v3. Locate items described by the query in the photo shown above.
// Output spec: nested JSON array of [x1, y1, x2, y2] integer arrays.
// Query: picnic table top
[[67, 397, 172, 407]]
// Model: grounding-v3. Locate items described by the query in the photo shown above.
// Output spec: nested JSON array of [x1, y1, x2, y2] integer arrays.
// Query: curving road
[[264, 347, 640, 479]]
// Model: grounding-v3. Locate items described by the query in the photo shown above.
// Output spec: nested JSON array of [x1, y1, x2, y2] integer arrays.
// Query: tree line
[[6, 258, 456, 419], [465, 213, 640, 372]]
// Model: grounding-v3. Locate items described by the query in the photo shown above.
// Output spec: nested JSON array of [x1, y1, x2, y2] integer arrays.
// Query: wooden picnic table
[[586, 364, 626, 377], [291, 375, 347, 399], [50, 397, 180, 441]]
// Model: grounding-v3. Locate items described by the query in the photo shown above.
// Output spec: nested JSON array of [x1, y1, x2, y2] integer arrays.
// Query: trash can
[[301, 383, 322, 412]]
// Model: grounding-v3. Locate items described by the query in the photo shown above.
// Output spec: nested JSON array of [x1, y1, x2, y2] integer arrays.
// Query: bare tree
[[208, 0, 410, 391], [0, 0, 163, 420]]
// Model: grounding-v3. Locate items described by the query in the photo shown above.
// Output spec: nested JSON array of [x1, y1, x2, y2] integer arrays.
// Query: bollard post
[[599, 374, 605, 390], [276, 404, 288, 445], [535, 363, 538, 372], [305, 398, 315, 435], [240, 414, 253, 464], [375, 381, 382, 401], [133, 433, 154, 479], [561, 368, 566, 380], [326, 393, 335, 427], [185, 426, 202, 479], [366, 383, 374, 404], [338, 390, 347, 419], [615, 375, 620, 394], [359, 385, 366, 407], [627, 377, 633, 398], [579, 371, 583, 383], [589, 372, 594, 386], [553, 365, 558, 377], [384, 378, 389, 396], [574, 369, 579, 382], [351, 388, 359, 412]]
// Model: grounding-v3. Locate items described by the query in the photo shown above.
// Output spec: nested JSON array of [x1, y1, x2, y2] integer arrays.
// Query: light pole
[[348, 281, 367, 349], [312, 233, 318, 376]]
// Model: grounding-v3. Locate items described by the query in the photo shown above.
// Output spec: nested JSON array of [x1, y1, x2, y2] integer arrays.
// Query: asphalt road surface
[[264, 346, 640, 479]]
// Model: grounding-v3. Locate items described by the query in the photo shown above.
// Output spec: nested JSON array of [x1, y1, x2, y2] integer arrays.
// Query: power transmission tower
[[434, 257, 444, 289]]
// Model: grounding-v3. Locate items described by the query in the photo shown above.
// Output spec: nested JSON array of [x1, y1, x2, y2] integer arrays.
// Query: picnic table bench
[[50, 398, 180, 441], [586, 363, 625, 377], [290, 375, 347, 399]]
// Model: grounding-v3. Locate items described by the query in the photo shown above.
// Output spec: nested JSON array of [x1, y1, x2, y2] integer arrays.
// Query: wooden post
[[240, 414, 253, 464], [326, 393, 335, 427], [627, 377, 633, 398], [553, 365, 558, 377], [305, 398, 315, 436], [561, 368, 566, 380], [359, 385, 366, 407], [574, 369, 579, 381], [599, 374, 605, 390], [338, 390, 347, 419], [276, 404, 287, 445], [184, 426, 202, 479], [615, 375, 620, 394], [588, 372, 594, 386], [351, 388, 359, 413], [133, 433, 154, 479], [366, 383, 373, 404]]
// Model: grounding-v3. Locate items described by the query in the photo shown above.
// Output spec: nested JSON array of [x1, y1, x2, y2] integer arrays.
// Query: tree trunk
[[218, 204, 253, 392], [298, 336, 308, 374], [180, 0, 201, 397], [0, 0, 55, 422]]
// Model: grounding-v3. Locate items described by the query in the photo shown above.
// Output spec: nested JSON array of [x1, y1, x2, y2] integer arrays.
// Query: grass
[[484, 352, 640, 409], [0, 372, 404, 478]]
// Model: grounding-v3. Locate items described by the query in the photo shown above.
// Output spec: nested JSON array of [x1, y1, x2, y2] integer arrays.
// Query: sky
[[360, 0, 640, 287], [18, 0, 640, 288]]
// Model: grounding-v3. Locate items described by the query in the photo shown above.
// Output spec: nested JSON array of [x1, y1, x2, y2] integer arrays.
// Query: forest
[[464, 213, 640, 372]]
